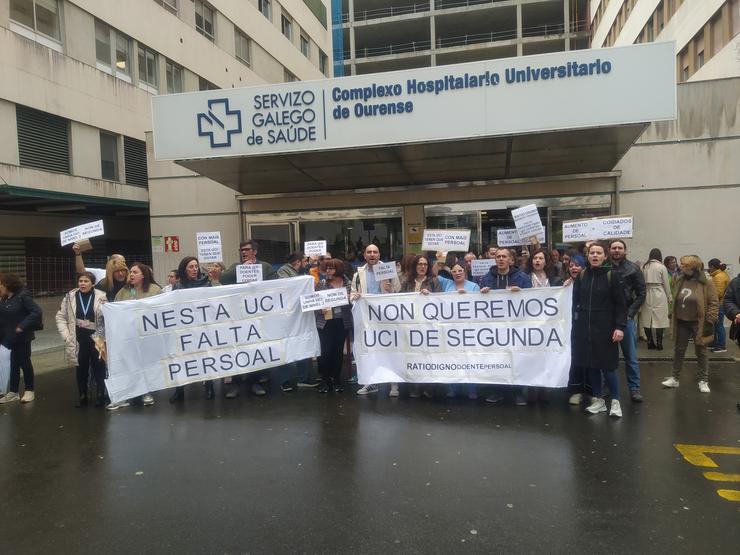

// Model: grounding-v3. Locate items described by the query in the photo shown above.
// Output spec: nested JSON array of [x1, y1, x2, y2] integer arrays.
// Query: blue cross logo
[[197, 98, 242, 148]]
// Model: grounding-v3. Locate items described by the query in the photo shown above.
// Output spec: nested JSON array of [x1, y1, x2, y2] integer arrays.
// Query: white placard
[[562, 216, 634, 241], [511, 204, 545, 241], [373, 261, 399, 281], [300, 287, 350, 312], [422, 229, 471, 252], [352, 287, 572, 386], [497, 228, 546, 247], [60, 220, 105, 246], [471, 259, 497, 277], [304, 240, 327, 257], [236, 264, 263, 283], [102, 277, 320, 403], [196, 232, 223, 263]]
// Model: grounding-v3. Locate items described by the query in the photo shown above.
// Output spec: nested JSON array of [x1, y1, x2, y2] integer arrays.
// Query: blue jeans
[[588, 368, 619, 401], [620, 318, 640, 390], [713, 306, 726, 349]]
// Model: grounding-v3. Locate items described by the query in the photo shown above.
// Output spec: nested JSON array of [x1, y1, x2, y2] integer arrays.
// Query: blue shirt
[[439, 275, 481, 293], [365, 264, 382, 294]]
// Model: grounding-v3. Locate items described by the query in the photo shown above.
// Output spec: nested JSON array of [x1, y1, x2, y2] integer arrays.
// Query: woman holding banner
[[315, 259, 353, 393], [56, 272, 108, 407], [170, 256, 214, 403], [564, 255, 591, 405], [572, 243, 627, 418]]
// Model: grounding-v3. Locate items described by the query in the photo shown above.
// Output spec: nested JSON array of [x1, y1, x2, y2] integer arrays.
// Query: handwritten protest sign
[[471, 259, 496, 277], [300, 288, 349, 312], [196, 232, 223, 263], [60, 220, 105, 246], [352, 288, 572, 386], [422, 229, 471, 252], [102, 277, 320, 402], [511, 204, 545, 241], [497, 228, 546, 247], [562, 215, 633, 241], [304, 241, 327, 257], [373, 262, 399, 281], [236, 264, 263, 283]]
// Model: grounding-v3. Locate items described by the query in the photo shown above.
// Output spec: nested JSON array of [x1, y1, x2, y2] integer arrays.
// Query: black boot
[[75, 393, 88, 408], [205, 381, 215, 400], [656, 329, 664, 351], [169, 386, 184, 403], [645, 328, 656, 350]]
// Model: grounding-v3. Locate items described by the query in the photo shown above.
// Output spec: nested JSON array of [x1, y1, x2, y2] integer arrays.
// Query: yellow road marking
[[674, 444, 740, 468], [716, 490, 740, 502], [703, 472, 740, 482]]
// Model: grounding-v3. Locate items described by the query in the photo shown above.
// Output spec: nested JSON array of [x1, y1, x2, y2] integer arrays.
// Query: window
[[646, 18, 654, 42], [300, 34, 310, 57], [259, 0, 271, 20], [319, 50, 328, 76], [153, 0, 177, 14], [695, 31, 705, 69], [137, 44, 158, 89], [284, 69, 297, 82], [681, 65, 689, 81], [95, 20, 111, 67], [124, 137, 148, 187], [656, 2, 664, 33], [16, 104, 69, 174], [199, 77, 218, 91], [115, 32, 132, 75], [100, 132, 119, 181], [166, 60, 183, 93], [195, 0, 215, 41], [696, 50, 704, 69], [281, 14, 293, 40], [10, 0, 61, 41], [235, 29, 251, 66]]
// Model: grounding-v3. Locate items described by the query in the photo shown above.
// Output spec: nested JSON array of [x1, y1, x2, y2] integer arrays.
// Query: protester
[[115, 263, 162, 302], [73, 244, 125, 284], [206, 262, 226, 286], [483, 245, 497, 260], [640, 249, 672, 351], [573, 243, 627, 418], [170, 256, 214, 402], [221, 239, 277, 285], [463, 252, 477, 280], [479, 249, 531, 405], [551, 248, 563, 276], [662, 255, 719, 393], [163, 269, 178, 292], [277, 252, 307, 279], [352, 244, 402, 397], [664, 256, 680, 300], [310, 253, 332, 285], [707, 258, 730, 353], [0, 273, 42, 404], [608, 240, 646, 403], [564, 255, 591, 404], [315, 259, 352, 393], [96, 258, 129, 302], [55, 272, 107, 407], [722, 256, 740, 366]]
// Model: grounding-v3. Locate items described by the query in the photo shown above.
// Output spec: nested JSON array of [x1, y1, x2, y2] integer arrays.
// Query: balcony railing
[[341, 2, 430, 23]]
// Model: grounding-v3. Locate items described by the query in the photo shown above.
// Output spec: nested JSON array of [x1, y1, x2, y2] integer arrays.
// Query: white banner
[[562, 215, 633, 241], [471, 259, 496, 277], [60, 220, 105, 246], [196, 231, 223, 263], [236, 264, 263, 283], [352, 288, 572, 386], [103, 276, 320, 402], [497, 228, 546, 247], [422, 229, 471, 252]]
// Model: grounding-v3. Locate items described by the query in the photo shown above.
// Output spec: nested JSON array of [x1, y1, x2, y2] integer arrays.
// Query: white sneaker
[[389, 383, 400, 397], [698, 381, 710, 393], [568, 393, 583, 405], [142, 393, 155, 406], [0, 392, 20, 404], [20, 391, 35, 403], [106, 400, 131, 411], [356, 384, 378, 395], [585, 398, 607, 414], [609, 399, 622, 418], [661, 377, 679, 388]]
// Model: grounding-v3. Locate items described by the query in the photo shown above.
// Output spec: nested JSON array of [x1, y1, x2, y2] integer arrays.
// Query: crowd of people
[[1, 237, 738, 417]]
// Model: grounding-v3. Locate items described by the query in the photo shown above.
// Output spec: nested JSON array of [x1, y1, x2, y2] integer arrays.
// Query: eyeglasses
[[239, 247, 254, 252]]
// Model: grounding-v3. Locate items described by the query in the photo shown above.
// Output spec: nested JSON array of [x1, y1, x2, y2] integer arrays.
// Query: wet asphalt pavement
[[1, 361, 739, 554]]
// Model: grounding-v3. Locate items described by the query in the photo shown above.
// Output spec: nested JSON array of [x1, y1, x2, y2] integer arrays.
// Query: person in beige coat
[[56, 272, 108, 407], [662, 255, 719, 393], [640, 248, 672, 350]]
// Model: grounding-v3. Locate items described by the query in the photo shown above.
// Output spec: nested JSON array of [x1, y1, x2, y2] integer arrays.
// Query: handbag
[[730, 321, 739, 343]]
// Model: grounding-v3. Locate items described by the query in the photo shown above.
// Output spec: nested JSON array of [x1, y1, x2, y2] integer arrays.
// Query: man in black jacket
[[722, 257, 740, 410], [609, 240, 646, 402]]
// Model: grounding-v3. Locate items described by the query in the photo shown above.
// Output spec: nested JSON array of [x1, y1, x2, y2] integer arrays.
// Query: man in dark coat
[[609, 240, 646, 402], [221, 239, 277, 285]]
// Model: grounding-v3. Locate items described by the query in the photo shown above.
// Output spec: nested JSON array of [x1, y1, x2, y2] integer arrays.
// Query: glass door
[[246, 222, 297, 265]]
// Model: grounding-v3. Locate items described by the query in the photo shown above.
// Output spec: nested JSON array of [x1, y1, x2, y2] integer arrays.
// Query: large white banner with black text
[[352, 288, 572, 386], [103, 276, 320, 402]]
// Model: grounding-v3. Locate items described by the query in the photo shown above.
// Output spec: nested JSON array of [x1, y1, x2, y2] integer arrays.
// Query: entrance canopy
[[152, 42, 676, 195]]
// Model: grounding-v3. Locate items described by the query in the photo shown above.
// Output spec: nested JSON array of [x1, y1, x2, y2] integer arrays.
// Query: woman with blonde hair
[[96, 258, 129, 302], [662, 255, 719, 393]]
